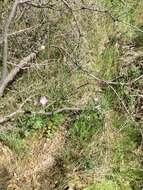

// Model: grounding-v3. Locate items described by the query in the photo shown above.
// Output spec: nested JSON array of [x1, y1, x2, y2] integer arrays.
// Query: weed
[[44, 114, 65, 138]]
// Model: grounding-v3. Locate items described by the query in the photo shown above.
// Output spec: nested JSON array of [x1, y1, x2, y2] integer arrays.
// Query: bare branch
[[0, 52, 36, 97], [25, 1, 59, 11], [0, 107, 82, 124]]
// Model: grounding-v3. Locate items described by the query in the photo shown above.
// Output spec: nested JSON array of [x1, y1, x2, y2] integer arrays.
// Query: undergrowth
[[0, 113, 65, 155], [63, 99, 142, 190], [0, 0, 143, 189]]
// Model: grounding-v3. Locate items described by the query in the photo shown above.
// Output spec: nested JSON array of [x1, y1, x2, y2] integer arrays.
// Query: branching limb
[[0, 52, 36, 97]]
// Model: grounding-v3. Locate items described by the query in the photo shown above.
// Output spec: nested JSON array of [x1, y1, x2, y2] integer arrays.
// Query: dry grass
[[0, 125, 67, 190]]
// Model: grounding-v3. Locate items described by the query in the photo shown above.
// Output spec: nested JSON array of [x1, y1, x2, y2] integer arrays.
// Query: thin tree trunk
[[1, 0, 19, 84]]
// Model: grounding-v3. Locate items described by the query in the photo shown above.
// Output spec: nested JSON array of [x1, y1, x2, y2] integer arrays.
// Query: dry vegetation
[[0, 0, 143, 190]]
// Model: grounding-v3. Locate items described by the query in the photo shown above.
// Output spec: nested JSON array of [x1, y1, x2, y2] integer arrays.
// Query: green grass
[[84, 179, 132, 190], [63, 96, 142, 189], [0, 131, 27, 155], [70, 112, 102, 142]]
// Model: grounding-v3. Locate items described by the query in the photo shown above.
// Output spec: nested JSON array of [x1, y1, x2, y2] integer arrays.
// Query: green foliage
[[0, 131, 27, 155], [84, 179, 132, 190], [69, 109, 103, 144], [39, 50, 49, 61], [101, 87, 114, 110], [64, 104, 104, 175], [25, 116, 45, 130], [107, 116, 142, 189], [49, 114, 64, 126], [128, 65, 141, 78], [0, 114, 65, 154], [113, 135, 136, 163], [116, 169, 143, 190], [17, 115, 46, 138], [44, 114, 64, 138], [17, 113, 65, 139], [0, 115, 46, 155], [0, 0, 143, 189]]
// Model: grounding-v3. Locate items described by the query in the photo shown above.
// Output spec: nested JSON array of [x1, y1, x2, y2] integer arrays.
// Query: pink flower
[[39, 96, 48, 106]]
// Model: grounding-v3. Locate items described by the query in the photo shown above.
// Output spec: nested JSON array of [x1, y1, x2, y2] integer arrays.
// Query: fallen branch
[[0, 107, 82, 124], [0, 52, 36, 97]]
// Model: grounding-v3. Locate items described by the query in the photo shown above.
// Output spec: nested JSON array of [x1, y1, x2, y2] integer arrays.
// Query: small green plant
[[22, 115, 45, 129], [16, 115, 47, 138], [44, 114, 65, 138], [49, 114, 65, 126], [133, 26, 143, 47]]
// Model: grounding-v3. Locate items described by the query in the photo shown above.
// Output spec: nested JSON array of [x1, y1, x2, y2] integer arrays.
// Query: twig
[[0, 110, 24, 124], [0, 25, 41, 45], [19, 0, 31, 3], [25, 1, 59, 11], [31, 107, 82, 116], [51, 45, 111, 84], [131, 74, 143, 83], [9, 24, 41, 37]]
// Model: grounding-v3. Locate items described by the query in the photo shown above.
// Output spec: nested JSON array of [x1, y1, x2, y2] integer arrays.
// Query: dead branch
[[0, 52, 36, 97], [25, 1, 59, 11], [0, 107, 82, 124]]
